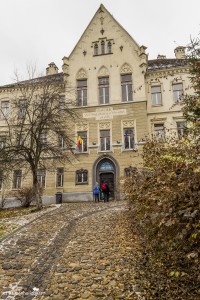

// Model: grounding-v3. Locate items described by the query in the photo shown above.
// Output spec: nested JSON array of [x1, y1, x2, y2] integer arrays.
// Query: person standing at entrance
[[101, 181, 109, 202], [93, 182, 100, 202], [104, 182, 110, 202]]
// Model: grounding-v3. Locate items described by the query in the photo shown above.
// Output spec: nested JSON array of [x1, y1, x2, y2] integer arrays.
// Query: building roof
[[147, 58, 189, 71], [0, 72, 64, 89]]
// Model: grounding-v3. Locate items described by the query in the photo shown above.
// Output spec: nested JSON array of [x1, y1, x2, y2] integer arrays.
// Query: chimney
[[174, 46, 186, 59], [157, 54, 166, 59], [62, 56, 69, 74], [46, 62, 58, 75]]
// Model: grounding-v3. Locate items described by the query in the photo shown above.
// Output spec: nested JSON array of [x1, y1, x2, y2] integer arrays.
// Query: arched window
[[101, 41, 105, 54], [107, 41, 112, 54], [94, 43, 98, 56]]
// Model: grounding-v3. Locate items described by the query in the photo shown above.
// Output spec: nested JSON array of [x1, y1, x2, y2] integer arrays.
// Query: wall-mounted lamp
[[116, 140, 121, 144], [92, 142, 96, 145], [83, 50, 87, 56], [120, 45, 123, 52]]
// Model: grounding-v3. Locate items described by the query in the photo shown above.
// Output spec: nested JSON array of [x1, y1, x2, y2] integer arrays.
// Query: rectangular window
[[177, 121, 187, 138], [121, 74, 133, 102], [1, 101, 9, 118], [18, 99, 26, 118], [58, 133, 66, 148], [0, 171, 3, 190], [59, 96, 65, 111], [37, 169, 46, 188], [77, 131, 87, 152], [16, 134, 25, 146], [13, 170, 22, 189], [0, 136, 6, 149], [99, 77, 109, 104], [76, 169, 88, 184], [56, 168, 64, 187], [39, 131, 47, 145], [151, 86, 162, 105], [77, 80, 87, 106], [173, 83, 183, 103], [153, 124, 165, 141], [124, 128, 134, 149], [100, 130, 110, 151]]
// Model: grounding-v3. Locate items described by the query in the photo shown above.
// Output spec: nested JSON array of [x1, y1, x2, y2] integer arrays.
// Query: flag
[[77, 135, 83, 146]]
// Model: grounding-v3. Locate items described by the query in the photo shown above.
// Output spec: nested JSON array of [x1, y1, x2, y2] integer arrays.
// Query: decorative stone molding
[[99, 122, 111, 129], [98, 66, 109, 77], [120, 63, 132, 74], [146, 68, 190, 79], [122, 120, 135, 128], [76, 68, 87, 79], [76, 123, 88, 131]]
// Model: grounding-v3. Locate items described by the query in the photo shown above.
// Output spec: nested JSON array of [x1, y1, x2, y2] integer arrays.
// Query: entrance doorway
[[100, 172, 114, 199], [95, 158, 117, 200]]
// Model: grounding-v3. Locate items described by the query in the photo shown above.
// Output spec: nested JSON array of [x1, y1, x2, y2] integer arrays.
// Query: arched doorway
[[94, 156, 119, 200]]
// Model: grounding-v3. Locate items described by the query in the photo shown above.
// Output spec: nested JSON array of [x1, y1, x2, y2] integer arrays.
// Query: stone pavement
[[0, 201, 141, 300]]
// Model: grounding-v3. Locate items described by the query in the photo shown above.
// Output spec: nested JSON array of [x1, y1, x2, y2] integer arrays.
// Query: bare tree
[[0, 74, 78, 209]]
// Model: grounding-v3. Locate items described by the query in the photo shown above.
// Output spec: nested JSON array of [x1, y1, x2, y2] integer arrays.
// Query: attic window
[[108, 41, 112, 54], [93, 39, 113, 56], [101, 41, 105, 54], [94, 43, 98, 56]]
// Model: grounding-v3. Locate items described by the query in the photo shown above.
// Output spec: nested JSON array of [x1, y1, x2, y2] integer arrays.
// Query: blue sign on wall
[[99, 162, 114, 171]]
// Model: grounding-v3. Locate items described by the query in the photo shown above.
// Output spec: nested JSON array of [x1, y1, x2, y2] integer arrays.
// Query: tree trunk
[[32, 171, 43, 210]]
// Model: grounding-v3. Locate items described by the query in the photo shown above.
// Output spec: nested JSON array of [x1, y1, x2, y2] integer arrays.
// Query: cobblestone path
[[0, 201, 140, 300]]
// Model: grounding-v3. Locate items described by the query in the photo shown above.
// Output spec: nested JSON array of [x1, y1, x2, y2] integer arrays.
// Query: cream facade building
[[0, 4, 193, 202]]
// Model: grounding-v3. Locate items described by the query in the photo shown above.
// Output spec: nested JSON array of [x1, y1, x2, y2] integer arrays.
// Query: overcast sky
[[0, 0, 199, 85]]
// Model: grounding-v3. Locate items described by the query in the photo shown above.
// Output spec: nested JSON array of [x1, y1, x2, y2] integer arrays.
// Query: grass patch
[[0, 206, 39, 219]]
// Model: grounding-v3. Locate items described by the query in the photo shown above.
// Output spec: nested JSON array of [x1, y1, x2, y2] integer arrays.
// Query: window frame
[[121, 74, 133, 102], [123, 128, 135, 150], [1, 101, 9, 119], [151, 86, 162, 106], [39, 131, 47, 146], [77, 131, 88, 153], [12, 170, 22, 189], [173, 83, 183, 103], [0, 136, 6, 149], [56, 167, 64, 187], [176, 121, 187, 139], [77, 79, 87, 107], [76, 169, 88, 185], [153, 123, 165, 141], [59, 95, 65, 112], [100, 129, 110, 151], [94, 43, 98, 56], [0, 171, 3, 190], [37, 169, 46, 188], [98, 77, 109, 104], [18, 99, 26, 118], [107, 41, 112, 54]]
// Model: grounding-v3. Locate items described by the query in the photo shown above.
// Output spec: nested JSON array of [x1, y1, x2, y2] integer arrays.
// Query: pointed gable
[[69, 4, 140, 59]]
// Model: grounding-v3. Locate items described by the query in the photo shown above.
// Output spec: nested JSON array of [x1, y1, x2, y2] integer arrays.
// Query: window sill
[[121, 100, 134, 103], [93, 53, 113, 57], [152, 104, 163, 107], [122, 148, 138, 152], [75, 182, 88, 185], [75, 151, 89, 155], [98, 150, 113, 153]]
